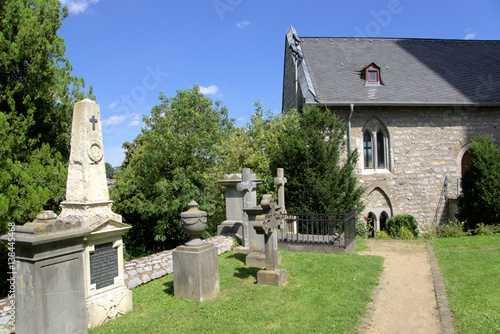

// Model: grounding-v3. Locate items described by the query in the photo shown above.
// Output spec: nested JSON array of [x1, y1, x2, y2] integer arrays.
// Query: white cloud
[[236, 21, 251, 29], [238, 117, 245, 122], [199, 85, 219, 95], [465, 32, 477, 40], [60, 0, 99, 15], [102, 113, 141, 126], [108, 102, 118, 109], [102, 115, 127, 126]]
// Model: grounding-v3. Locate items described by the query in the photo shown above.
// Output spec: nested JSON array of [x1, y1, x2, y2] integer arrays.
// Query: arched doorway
[[380, 211, 389, 232], [367, 212, 377, 238], [461, 150, 471, 176]]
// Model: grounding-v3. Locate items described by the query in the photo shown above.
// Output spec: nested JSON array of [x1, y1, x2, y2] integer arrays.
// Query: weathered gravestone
[[57, 99, 132, 328], [247, 195, 287, 286], [173, 201, 219, 302], [216, 169, 263, 247], [218, 168, 280, 268], [0, 211, 90, 334]]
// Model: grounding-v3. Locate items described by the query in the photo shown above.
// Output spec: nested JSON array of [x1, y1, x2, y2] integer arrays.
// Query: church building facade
[[282, 26, 500, 231]]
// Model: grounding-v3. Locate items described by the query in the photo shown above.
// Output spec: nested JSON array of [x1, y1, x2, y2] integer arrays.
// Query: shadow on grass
[[234, 266, 260, 280], [226, 252, 247, 264], [162, 281, 174, 296]]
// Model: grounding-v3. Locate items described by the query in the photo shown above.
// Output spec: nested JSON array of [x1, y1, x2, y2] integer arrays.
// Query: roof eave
[[309, 101, 500, 107]]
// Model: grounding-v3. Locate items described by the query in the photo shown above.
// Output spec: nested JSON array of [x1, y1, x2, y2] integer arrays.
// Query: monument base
[[173, 243, 219, 302], [246, 251, 282, 268], [87, 286, 132, 328], [257, 269, 287, 287]]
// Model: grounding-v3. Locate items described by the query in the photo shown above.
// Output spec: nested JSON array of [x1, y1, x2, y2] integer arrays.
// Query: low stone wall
[[124, 235, 234, 289]]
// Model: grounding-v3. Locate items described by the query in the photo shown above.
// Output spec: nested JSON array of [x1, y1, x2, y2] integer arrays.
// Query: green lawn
[[90, 249, 383, 334], [431, 234, 500, 334]]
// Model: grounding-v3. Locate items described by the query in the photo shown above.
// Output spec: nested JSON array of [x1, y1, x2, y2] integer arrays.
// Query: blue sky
[[58, 0, 500, 167]]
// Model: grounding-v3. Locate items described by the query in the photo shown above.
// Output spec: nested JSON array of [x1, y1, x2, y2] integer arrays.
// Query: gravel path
[[358, 240, 447, 334]]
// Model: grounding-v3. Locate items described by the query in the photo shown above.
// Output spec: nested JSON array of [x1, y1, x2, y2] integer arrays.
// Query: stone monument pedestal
[[0, 211, 90, 334], [173, 243, 219, 302], [257, 269, 288, 287]]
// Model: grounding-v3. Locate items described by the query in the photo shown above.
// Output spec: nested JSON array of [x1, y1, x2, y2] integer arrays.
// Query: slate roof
[[288, 26, 500, 105]]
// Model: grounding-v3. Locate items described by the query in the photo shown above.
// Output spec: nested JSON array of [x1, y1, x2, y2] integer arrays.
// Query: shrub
[[376, 230, 391, 239], [459, 135, 500, 230], [386, 214, 419, 238], [473, 223, 500, 236], [398, 226, 415, 240], [356, 219, 371, 239], [436, 221, 467, 238]]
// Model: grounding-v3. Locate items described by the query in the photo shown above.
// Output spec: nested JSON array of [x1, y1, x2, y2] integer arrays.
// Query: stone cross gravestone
[[249, 195, 287, 286], [217, 169, 263, 248], [57, 99, 132, 328]]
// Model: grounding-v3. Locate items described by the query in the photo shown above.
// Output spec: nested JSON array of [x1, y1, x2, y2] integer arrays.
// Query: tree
[[0, 0, 93, 297], [111, 86, 234, 257], [0, 0, 93, 232], [459, 135, 500, 230], [219, 100, 299, 197], [105, 162, 115, 179], [271, 105, 365, 214]]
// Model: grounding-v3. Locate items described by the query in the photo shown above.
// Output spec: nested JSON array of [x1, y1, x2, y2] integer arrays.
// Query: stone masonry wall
[[123, 235, 234, 289], [342, 105, 500, 228]]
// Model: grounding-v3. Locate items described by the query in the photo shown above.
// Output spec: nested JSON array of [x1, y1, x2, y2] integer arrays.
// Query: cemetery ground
[[430, 234, 500, 334], [90, 245, 384, 333], [87, 234, 500, 334]]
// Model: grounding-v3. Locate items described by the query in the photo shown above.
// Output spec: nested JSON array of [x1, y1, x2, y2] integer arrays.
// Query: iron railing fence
[[278, 212, 356, 249]]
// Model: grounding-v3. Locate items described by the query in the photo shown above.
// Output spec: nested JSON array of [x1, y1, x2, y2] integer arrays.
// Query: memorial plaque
[[90, 243, 118, 289]]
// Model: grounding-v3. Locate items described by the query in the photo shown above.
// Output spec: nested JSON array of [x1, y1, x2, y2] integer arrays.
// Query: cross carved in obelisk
[[89, 115, 98, 131]]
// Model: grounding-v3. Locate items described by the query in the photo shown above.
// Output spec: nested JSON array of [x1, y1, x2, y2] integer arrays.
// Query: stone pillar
[[173, 201, 219, 302], [0, 211, 90, 334], [57, 99, 132, 328]]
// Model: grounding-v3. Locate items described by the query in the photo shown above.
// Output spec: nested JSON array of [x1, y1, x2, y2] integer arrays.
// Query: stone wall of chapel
[[337, 106, 500, 226]]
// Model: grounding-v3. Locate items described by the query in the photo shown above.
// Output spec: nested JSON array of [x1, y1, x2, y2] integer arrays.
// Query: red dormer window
[[366, 64, 380, 84]]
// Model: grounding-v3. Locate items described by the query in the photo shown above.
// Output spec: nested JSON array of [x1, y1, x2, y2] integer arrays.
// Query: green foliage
[[376, 230, 391, 239], [472, 223, 500, 236], [220, 100, 299, 199], [111, 86, 234, 257], [270, 105, 365, 214], [356, 219, 371, 239], [105, 162, 115, 179], [385, 214, 419, 238], [436, 221, 467, 238], [0, 0, 93, 296], [459, 135, 500, 230], [397, 226, 415, 240]]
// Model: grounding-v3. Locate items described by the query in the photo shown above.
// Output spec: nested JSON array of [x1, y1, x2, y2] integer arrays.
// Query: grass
[[89, 249, 383, 334], [431, 234, 500, 334]]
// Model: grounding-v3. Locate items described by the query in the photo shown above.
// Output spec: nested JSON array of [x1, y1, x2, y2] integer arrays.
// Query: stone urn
[[180, 200, 207, 246]]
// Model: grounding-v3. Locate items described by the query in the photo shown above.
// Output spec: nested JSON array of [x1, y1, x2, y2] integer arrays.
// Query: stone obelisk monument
[[58, 99, 132, 328]]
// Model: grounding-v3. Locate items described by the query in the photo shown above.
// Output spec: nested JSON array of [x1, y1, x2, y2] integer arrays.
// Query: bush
[[356, 219, 371, 239], [376, 230, 391, 239], [385, 214, 419, 238], [473, 223, 500, 236], [398, 226, 415, 240], [459, 135, 500, 230], [436, 221, 467, 238]]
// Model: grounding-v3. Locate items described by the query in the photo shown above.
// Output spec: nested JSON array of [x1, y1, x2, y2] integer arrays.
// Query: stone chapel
[[282, 26, 500, 231]]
